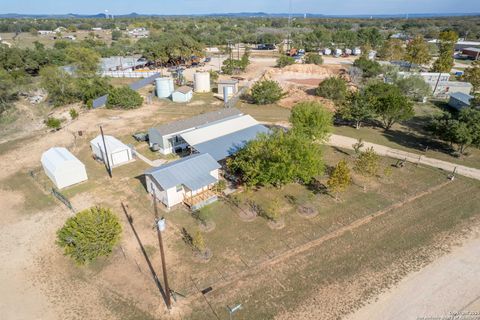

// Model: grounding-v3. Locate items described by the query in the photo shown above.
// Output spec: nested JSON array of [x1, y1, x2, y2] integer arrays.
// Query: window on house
[[176, 185, 183, 192]]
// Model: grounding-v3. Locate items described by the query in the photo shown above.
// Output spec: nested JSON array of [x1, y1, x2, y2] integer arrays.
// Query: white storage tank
[[194, 72, 211, 93], [155, 77, 174, 98]]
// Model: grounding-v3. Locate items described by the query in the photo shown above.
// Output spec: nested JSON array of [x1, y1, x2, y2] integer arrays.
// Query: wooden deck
[[184, 190, 217, 208]]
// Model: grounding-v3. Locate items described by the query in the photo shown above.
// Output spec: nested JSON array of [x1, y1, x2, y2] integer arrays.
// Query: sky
[[1, 0, 479, 15]]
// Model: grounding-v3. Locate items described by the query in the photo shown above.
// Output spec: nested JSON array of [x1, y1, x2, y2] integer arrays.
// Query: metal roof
[[180, 115, 259, 146], [145, 153, 220, 191], [462, 47, 480, 53], [218, 79, 239, 85], [175, 86, 193, 94], [41, 147, 84, 174], [151, 108, 243, 137], [90, 135, 129, 154], [450, 92, 473, 105], [129, 73, 161, 91], [190, 124, 270, 161]]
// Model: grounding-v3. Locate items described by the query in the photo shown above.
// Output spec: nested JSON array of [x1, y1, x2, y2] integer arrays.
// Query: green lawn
[[334, 102, 480, 169]]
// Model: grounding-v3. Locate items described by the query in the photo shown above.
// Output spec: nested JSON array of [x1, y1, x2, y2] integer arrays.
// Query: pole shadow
[[121, 203, 169, 306]]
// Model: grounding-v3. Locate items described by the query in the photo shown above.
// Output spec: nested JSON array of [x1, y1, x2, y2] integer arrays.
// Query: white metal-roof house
[[145, 153, 221, 210], [41, 147, 88, 189], [148, 108, 244, 155], [90, 135, 133, 168]]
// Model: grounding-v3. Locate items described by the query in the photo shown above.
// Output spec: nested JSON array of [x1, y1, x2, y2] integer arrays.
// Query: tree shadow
[[121, 203, 169, 306], [381, 128, 453, 154], [305, 88, 317, 96]]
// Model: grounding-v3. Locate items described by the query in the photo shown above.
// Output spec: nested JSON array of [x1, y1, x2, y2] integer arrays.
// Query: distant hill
[[0, 12, 479, 19]]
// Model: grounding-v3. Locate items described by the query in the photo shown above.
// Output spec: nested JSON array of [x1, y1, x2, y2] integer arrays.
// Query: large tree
[[378, 38, 406, 61], [462, 60, 480, 92], [40, 66, 79, 107], [364, 82, 414, 130], [404, 36, 431, 69], [431, 30, 458, 73], [290, 101, 332, 141], [56, 207, 122, 265], [338, 91, 376, 129], [430, 108, 480, 155], [227, 130, 324, 187]]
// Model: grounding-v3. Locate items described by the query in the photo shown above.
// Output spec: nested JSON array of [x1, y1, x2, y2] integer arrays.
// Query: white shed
[[172, 86, 193, 103], [90, 135, 133, 168], [41, 147, 88, 189]]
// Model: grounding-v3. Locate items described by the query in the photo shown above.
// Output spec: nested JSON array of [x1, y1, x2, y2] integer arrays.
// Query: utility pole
[[99, 126, 112, 178], [152, 187, 171, 309]]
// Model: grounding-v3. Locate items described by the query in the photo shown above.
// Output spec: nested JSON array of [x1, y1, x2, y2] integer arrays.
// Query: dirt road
[[328, 134, 480, 181], [346, 229, 480, 320]]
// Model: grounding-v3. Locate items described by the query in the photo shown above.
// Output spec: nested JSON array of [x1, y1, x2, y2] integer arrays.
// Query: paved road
[[328, 134, 480, 181], [346, 232, 480, 320]]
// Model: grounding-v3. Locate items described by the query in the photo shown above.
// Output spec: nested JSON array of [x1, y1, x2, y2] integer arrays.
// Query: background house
[[41, 147, 88, 189], [90, 135, 133, 168], [145, 153, 221, 210], [448, 92, 474, 111]]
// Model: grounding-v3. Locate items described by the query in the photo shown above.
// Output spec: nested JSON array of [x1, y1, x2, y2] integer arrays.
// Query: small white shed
[[90, 135, 133, 168], [41, 147, 88, 189], [172, 86, 193, 103]]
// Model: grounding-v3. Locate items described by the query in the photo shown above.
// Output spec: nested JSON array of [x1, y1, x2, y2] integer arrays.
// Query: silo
[[194, 72, 211, 93], [155, 78, 174, 98]]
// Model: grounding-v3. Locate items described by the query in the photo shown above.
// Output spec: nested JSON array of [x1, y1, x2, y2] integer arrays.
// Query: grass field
[[113, 146, 480, 319], [334, 102, 480, 170]]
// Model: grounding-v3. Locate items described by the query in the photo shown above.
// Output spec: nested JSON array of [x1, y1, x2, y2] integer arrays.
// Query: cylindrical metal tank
[[155, 77, 174, 98], [194, 72, 211, 93]]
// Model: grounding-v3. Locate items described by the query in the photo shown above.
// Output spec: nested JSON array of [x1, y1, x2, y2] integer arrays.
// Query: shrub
[[250, 80, 285, 105], [69, 108, 79, 120], [316, 77, 348, 102], [353, 56, 382, 78], [304, 53, 323, 65], [107, 86, 143, 109], [45, 117, 62, 129], [290, 101, 332, 141], [192, 231, 206, 253], [277, 55, 295, 68], [354, 147, 380, 177], [56, 207, 122, 264]]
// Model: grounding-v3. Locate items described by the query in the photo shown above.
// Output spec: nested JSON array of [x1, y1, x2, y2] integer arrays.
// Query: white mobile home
[[41, 147, 88, 189], [145, 153, 221, 210], [90, 135, 133, 168]]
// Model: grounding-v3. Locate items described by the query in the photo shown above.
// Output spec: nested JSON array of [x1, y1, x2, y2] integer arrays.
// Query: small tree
[[263, 200, 281, 222], [364, 82, 414, 130], [353, 56, 382, 78], [338, 92, 376, 129], [45, 117, 62, 129], [290, 101, 332, 141], [250, 80, 285, 105], [69, 108, 79, 120], [107, 86, 143, 109], [394, 75, 431, 102], [56, 207, 122, 265], [304, 53, 323, 65], [405, 36, 431, 70], [192, 231, 207, 253], [327, 159, 351, 199], [316, 77, 348, 102], [378, 38, 405, 61], [277, 55, 295, 68], [462, 60, 480, 92], [354, 147, 380, 177], [431, 31, 458, 73], [111, 30, 122, 41]]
